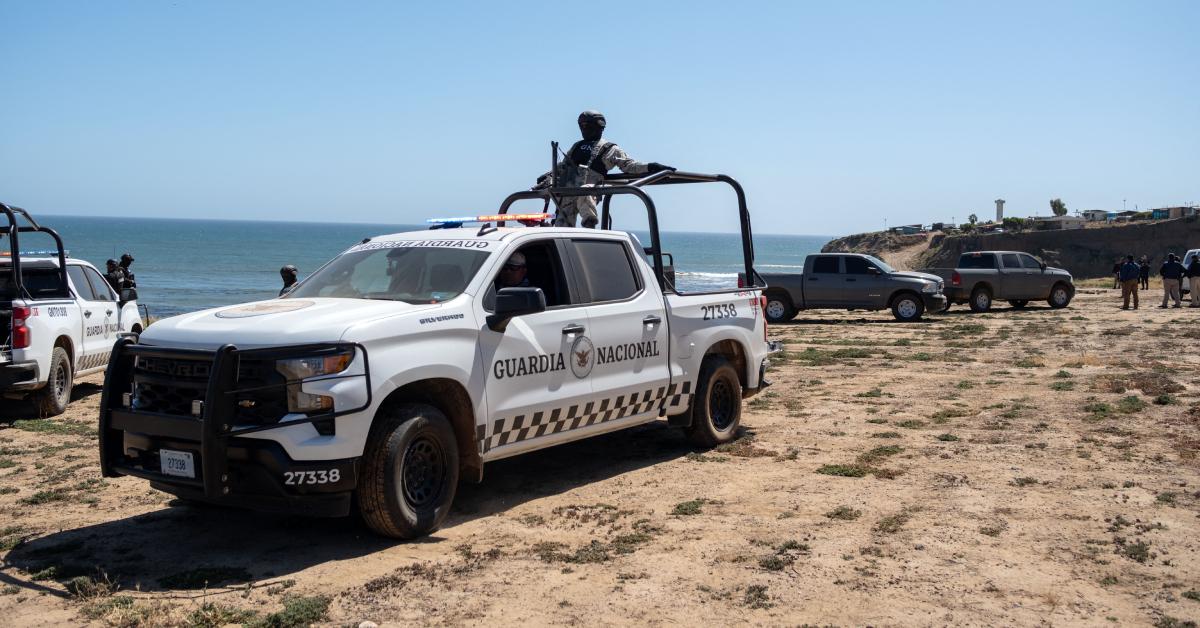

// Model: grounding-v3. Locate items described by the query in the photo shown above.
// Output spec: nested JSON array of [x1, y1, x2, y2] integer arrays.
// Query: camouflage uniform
[[550, 139, 649, 228]]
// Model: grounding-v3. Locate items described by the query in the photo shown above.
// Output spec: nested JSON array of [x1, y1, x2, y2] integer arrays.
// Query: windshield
[[286, 245, 491, 304], [862, 255, 895, 274]]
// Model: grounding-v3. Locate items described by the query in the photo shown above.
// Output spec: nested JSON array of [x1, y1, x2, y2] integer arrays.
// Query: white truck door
[[477, 238, 595, 454], [65, 265, 114, 372], [564, 237, 670, 419]]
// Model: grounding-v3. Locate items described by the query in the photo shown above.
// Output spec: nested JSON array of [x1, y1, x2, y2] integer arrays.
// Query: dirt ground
[[1, 286, 1198, 627]]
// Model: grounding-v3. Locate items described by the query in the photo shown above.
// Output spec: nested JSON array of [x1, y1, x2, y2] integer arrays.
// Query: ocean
[[12, 215, 830, 318]]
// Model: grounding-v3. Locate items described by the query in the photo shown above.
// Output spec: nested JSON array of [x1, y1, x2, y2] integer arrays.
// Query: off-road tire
[[1048, 283, 1072, 309], [1008, 300, 1029, 309], [685, 356, 743, 448], [969, 287, 993, 313], [891, 292, 925, 322], [763, 292, 796, 324], [358, 403, 459, 539], [34, 346, 72, 417]]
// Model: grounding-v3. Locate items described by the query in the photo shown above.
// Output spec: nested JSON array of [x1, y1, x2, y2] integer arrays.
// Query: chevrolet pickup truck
[[755, 253, 946, 323], [921, 251, 1075, 312], [3, 204, 142, 415], [98, 170, 780, 539]]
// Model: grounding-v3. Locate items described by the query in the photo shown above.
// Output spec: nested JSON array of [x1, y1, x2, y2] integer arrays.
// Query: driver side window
[[485, 239, 571, 311]]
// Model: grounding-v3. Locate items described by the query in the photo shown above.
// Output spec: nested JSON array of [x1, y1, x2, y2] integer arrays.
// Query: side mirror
[[119, 287, 138, 304], [486, 287, 546, 332], [867, 267, 882, 275]]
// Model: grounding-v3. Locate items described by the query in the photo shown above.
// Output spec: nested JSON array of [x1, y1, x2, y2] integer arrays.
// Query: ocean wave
[[674, 271, 738, 278]]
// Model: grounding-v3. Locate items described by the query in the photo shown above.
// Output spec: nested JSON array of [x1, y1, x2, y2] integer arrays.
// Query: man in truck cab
[[496, 251, 530, 289]]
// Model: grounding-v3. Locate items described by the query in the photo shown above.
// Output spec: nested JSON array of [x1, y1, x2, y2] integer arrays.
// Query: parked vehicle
[[755, 253, 946, 323], [2, 203, 143, 415], [98, 170, 781, 539], [921, 251, 1074, 312], [1182, 248, 1199, 295]]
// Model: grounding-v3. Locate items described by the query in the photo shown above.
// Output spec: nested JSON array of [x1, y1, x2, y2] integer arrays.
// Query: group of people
[[103, 253, 136, 294], [1116, 253, 1200, 309]]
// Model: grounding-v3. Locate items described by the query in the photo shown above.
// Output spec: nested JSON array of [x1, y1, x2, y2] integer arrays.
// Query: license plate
[[159, 449, 195, 478]]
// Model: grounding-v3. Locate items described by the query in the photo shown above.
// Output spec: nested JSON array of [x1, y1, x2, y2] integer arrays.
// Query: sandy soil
[[1, 286, 1198, 627]]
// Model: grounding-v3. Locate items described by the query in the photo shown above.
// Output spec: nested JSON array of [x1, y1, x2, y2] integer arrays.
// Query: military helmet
[[577, 110, 606, 128]]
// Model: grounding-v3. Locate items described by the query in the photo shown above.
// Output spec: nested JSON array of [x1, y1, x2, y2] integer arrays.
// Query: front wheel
[[1008, 300, 1029, 309], [763, 292, 796, 323], [1048, 283, 1072, 308], [34, 346, 73, 417], [684, 356, 743, 447], [969, 287, 993, 313], [891, 293, 925, 322], [358, 403, 459, 539]]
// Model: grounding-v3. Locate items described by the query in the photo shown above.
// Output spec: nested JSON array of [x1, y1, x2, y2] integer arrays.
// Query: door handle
[[809, 277, 819, 281], [84, 310, 92, 318], [643, 315, 662, 325], [106, 310, 113, 316], [562, 324, 585, 336], [846, 278, 857, 282]]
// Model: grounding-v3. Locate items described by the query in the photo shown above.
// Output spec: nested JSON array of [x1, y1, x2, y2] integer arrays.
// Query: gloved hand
[[646, 162, 675, 173], [533, 173, 551, 189]]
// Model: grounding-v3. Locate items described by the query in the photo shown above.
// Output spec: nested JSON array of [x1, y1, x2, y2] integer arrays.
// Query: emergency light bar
[[426, 213, 551, 225], [0, 250, 71, 257]]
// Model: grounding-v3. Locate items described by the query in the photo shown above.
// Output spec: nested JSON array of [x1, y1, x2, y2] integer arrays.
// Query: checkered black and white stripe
[[75, 351, 109, 372], [479, 381, 693, 454]]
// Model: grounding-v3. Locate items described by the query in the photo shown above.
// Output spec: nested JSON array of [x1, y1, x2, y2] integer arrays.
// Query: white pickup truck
[[99, 171, 780, 539], [2, 204, 142, 415]]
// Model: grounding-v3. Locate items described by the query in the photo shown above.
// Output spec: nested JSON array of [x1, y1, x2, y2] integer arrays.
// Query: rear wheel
[[969, 287, 993, 313], [891, 293, 925, 322], [762, 292, 796, 323], [358, 403, 459, 539], [1048, 283, 1072, 308], [1008, 300, 1029, 309], [34, 347, 72, 417], [684, 356, 743, 447]]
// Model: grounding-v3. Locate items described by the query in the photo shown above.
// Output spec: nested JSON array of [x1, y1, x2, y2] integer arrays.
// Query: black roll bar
[[1, 201, 70, 300], [496, 170, 764, 295]]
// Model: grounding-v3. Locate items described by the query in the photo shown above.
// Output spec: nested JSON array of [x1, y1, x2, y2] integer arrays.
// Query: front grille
[[133, 356, 211, 415], [233, 360, 288, 425], [131, 355, 288, 425]]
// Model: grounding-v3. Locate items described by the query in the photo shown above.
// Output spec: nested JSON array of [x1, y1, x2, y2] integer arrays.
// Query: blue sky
[[2, 1, 1196, 236]]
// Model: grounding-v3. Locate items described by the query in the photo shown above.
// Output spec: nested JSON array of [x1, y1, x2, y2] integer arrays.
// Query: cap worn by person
[[106, 259, 118, 267], [507, 251, 526, 268], [120, 253, 134, 263], [281, 264, 298, 275]]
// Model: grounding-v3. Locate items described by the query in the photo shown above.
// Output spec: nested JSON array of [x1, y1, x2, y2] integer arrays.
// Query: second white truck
[[99, 171, 779, 539], [2, 204, 143, 415]]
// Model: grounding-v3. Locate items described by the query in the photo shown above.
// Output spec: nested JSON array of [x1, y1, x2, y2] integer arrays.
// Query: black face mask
[[579, 120, 604, 142]]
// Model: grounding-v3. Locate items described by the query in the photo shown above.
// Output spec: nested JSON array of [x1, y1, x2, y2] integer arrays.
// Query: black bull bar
[[99, 338, 371, 500]]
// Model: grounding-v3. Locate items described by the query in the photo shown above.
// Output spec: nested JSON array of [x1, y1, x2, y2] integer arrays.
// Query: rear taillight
[[12, 305, 30, 349], [759, 295, 768, 341], [951, 271, 961, 286]]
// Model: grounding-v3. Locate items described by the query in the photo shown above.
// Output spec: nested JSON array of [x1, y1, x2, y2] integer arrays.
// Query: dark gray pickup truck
[[755, 253, 947, 323], [921, 251, 1075, 312]]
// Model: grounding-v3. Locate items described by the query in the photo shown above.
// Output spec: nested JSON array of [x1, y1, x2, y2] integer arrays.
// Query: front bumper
[[99, 340, 371, 517], [1, 360, 39, 392], [923, 293, 949, 312]]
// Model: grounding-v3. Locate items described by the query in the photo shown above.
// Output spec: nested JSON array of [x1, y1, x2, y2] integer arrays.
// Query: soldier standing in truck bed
[[537, 111, 674, 229]]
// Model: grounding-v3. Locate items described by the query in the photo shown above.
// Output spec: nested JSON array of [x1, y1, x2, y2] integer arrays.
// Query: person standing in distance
[[1119, 255, 1141, 310], [279, 264, 299, 296], [1188, 254, 1200, 308], [119, 253, 137, 288], [536, 111, 674, 228], [1159, 254, 1185, 308], [104, 259, 125, 293]]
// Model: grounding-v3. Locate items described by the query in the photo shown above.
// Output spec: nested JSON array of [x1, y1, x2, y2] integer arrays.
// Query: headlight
[[921, 282, 940, 294], [276, 349, 354, 413]]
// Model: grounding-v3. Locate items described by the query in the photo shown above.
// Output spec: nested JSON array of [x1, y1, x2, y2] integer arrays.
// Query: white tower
[[995, 199, 1005, 222]]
